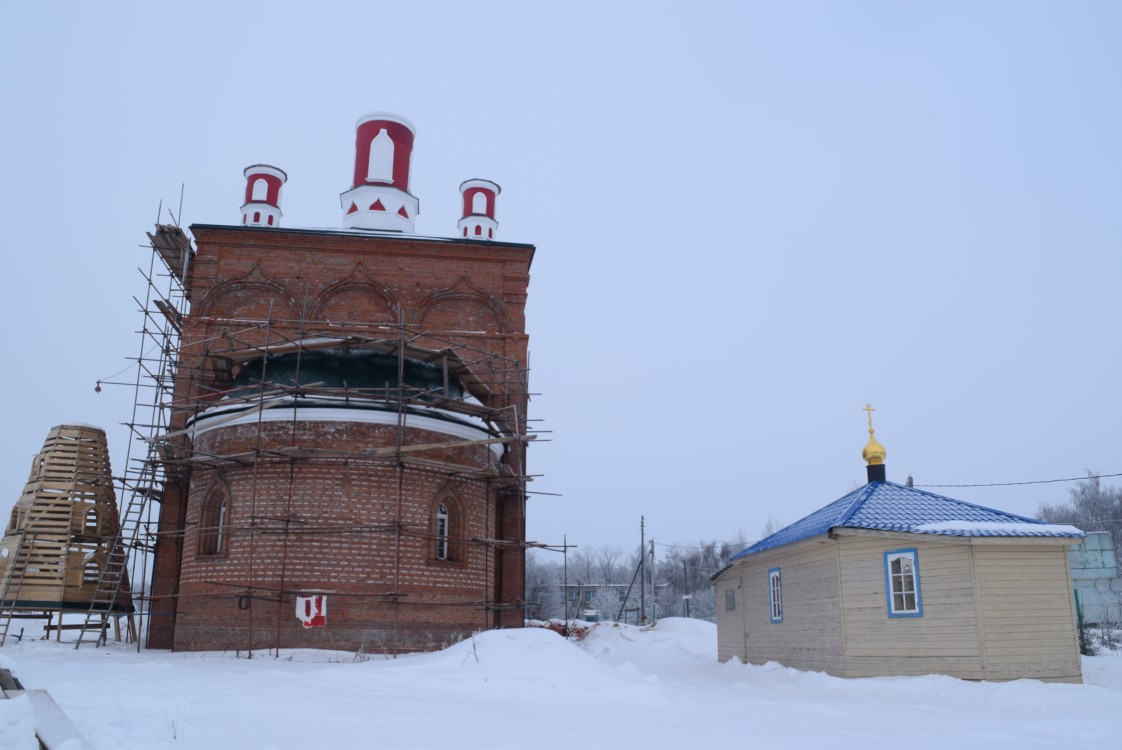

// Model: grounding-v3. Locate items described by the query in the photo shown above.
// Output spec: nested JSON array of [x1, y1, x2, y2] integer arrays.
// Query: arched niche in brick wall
[[195, 265, 301, 325], [429, 491, 465, 562], [195, 475, 232, 558], [309, 264, 400, 328], [413, 278, 511, 337]]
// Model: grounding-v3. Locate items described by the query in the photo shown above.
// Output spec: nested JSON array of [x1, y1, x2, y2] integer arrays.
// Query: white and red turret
[[340, 113, 419, 232], [240, 164, 287, 227], [457, 179, 500, 240]]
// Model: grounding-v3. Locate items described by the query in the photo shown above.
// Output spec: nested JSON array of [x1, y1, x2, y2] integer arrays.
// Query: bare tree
[[594, 545, 626, 584], [761, 515, 784, 538], [528, 535, 751, 625], [656, 534, 747, 622], [1038, 473, 1122, 560], [525, 550, 563, 620]]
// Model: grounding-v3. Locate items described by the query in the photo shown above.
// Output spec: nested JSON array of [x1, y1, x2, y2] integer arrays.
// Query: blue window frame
[[884, 548, 923, 618], [768, 567, 783, 623]]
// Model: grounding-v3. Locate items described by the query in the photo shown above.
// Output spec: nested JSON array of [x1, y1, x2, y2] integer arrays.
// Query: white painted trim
[[457, 216, 498, 240], [189, 399, 502, 457], [243, 164, 287, 182], [340, 185, 419, 232], [240, 204, 282, 226], [355, 112, 416, 135], [459, 178, 500, 195]]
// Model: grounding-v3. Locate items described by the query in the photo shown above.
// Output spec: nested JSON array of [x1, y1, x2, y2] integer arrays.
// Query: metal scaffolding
[[90, 223, 542, 652]]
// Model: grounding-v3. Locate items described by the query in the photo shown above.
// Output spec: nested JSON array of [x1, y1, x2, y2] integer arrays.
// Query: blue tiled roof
[[729, 481, 1083, 561]]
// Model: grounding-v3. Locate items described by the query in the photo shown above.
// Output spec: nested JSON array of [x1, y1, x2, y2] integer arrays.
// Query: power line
[[917, 471, 1122, 489], [652, 540, 745, 552]]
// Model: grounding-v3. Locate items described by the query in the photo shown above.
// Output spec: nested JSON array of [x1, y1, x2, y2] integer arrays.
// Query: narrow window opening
[[884, 549, 923, 617], [367, 128, 395, 182], [83, 560, 101, 585], [84, 507, 99, 534], [435, 503, 449, 560], [199, 490, 228, 556], [251, 177, 268, 202], [768, 568, 783, 623]]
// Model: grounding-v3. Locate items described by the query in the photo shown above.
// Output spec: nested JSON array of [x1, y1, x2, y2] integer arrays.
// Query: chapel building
[[146, 113, 534, 653], [713, 411, 1084, 682]]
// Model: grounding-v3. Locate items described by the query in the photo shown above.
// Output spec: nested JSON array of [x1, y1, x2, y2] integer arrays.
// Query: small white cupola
[[340, 113, 419, 232], [457, 179, 500, 240], [240, 165, 287, 227]]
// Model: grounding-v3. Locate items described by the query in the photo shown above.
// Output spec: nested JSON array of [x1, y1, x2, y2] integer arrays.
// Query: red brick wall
[[147, 225, 533, 652]]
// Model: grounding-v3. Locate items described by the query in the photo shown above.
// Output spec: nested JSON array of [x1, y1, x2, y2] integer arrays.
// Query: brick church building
[[147, 113, 535, 653]]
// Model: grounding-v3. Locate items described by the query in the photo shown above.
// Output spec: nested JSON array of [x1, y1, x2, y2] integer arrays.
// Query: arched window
[[84, 507, 100, 534], [198, 488, 228, 556], [471, 191, 487, 215], [251, 177, 269, 202], [367, 128, 394, 183], [435, 503, 450, 560], [83, 559, 101, 585]]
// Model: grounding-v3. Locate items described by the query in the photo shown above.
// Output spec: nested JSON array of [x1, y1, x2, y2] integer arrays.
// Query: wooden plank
[[2, 689, 95, 750]]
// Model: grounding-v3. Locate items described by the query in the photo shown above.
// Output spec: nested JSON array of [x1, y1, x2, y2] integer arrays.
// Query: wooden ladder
[[0, 533, 35, 647], [73, 484, 150, 649]]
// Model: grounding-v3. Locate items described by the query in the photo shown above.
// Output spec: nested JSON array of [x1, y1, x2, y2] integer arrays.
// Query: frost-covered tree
[[760, 515, 784, 538], [655, 534, 747, 622], [1038, 474, 1122, 561], [528, 536, 749, 624], [589, 586, 625, 622], [525, 550, 564, 620]]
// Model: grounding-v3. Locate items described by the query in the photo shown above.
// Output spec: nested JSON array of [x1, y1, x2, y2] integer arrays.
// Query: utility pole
[[639, 517, 646, 624], [562, 534, 569, 630]]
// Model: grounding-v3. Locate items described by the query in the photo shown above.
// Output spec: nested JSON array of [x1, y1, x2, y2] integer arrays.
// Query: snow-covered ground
[[2, 618, 1120, 749]]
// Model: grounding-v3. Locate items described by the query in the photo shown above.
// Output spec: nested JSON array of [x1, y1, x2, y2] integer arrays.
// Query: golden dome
[[862, 403, 886, 466]]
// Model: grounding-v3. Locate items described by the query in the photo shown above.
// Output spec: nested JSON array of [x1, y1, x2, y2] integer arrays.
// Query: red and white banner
[[295, 595, 327, 628]]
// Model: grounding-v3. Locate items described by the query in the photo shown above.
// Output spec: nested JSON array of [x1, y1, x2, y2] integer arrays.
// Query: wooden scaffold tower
[[0, 424, 135, 645]]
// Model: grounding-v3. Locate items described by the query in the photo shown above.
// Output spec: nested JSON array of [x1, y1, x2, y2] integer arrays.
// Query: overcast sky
[[1, 2, 1119, 557]]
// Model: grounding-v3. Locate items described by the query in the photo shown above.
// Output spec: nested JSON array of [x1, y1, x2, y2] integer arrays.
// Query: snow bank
[[2, 620, 1120, 749], [0, 693, 37, 750]]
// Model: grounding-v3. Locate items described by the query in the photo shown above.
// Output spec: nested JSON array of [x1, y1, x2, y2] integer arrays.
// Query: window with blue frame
[[768, 567, 782, 623], [884, 548, 923, 617]]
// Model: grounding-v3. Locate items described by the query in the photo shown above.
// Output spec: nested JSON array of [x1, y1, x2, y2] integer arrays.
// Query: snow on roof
[[729, 481, 1084, 561], [914, 521, 1084, 536], [190, 223, 535, 249]]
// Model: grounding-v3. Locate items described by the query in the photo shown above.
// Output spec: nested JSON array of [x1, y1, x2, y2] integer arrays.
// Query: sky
[[3, 620, 1121, 748], [0, 2, 1120, 557]]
